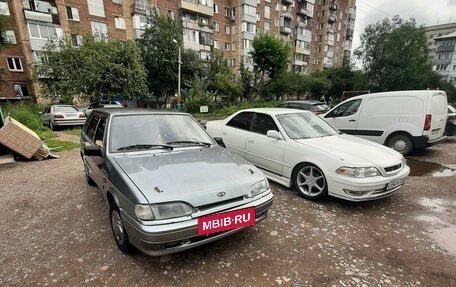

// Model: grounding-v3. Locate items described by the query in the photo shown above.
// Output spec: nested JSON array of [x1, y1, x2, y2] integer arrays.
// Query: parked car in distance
[[206, 108, 410, 202], [81, 101, 124, 117], [278, 100, 330, 115], [321, 90, 448, 155], [40, 104, 86, 130], [81, 109, 273, 256], [445, 105, 456, 136]]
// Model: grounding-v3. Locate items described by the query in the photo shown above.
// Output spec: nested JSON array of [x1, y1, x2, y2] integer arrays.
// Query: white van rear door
[[427, 91, 447, 140]]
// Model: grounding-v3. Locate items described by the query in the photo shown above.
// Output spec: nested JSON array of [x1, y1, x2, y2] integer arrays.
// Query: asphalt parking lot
[[0, 137, 455, 287]]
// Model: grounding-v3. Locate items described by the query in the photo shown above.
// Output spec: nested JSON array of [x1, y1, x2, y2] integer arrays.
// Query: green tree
[[308, 72, 332, 100], [267, 71, 309, 100], [138, 13, 202, 104], [35, 35, 148, 103], [354, 15, 433, 91], [183, 76, 215, 113], [205, 51, 242, 104], [324, 66, 368, 100], [239, 60, 253, 101], [250, 34, 291, 101]]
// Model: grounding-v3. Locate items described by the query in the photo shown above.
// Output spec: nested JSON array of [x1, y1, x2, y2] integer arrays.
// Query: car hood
[[112, 147, 264, 207], [294, 134, 403, 167]]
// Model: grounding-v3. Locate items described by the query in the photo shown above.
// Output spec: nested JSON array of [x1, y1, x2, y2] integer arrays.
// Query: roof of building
[[435, 31, 456, 40]]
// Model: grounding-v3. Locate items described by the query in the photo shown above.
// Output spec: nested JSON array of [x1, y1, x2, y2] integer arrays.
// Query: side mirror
[[266, 130, 283, 140], [213, 137, 226, 148], [83, 145, 103, 157]]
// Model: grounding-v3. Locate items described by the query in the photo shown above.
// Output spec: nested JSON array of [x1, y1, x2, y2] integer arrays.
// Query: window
[[85, 116, 100, 141], [225, 25, 230, 34], [264, 5, 270, 19], [112, 0, 123, 4], [0, 1, 9, 15], [242, 22, 256, 33], [214, 40, 220, 49], [264, 22, 270, 34], [13, 84, 29, 97], [94, 118, 106, 146], [66, 6, 80, 21], [275, 19, 279, 27], [224, 7, 231, 17], [33, 51, 49, 64], [3, 30, 16, 44], [231, 42, 236, 51], [214, 22, 220, 32], [224, 41, 230, 50], [115, 16, 126, 29], [7, 58, 23, 72], [168, 10, 175, 20], [28, 24, 58, 40], [327, 99, 362, 118], [200, 32, 213, 45], [252, 113, 279, 135], [243, 5, 256, 17], [87, 0, 105, 17], [227, 112, 254, 131], [275, 3, 279, 11], [338, 22, 341, 30], [214, 4, 219, 14], [242, 39, 252, 49], [257, 12, 260, 21], [91, 21, 108, 40]]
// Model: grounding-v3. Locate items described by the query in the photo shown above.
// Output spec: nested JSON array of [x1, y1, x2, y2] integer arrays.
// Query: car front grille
[[384, 163, 402, 173], [197, 196, 246, 211]]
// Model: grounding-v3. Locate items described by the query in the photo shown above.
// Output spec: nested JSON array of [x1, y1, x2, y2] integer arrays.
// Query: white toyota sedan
[[206, 108, 410, 202]]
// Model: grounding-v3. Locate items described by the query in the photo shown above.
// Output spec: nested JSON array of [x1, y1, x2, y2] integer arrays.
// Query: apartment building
[[0, 0, 356, 100], [424, 22, 456, 86]]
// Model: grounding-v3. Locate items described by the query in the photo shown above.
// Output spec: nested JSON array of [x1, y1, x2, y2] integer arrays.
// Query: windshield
[[312, 104, 330, 111], [109, 114, 214, 152], [276, 112, 340, 139]]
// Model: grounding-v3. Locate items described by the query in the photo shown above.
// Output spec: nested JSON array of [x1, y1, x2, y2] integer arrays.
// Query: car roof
[[237, 108, 314, 116], [92, 108, 185, 116]]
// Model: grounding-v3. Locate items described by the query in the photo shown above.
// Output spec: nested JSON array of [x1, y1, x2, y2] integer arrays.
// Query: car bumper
[[53, 119, 86, 126], [121, 191, 273, 256], [427, 135, 447, 146], [327, 166, 410, 202]]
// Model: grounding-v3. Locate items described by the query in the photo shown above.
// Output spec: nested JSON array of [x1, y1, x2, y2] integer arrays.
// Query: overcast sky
[[353, 0, 456, 51]]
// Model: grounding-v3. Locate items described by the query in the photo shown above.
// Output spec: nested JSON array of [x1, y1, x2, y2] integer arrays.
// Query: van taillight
[[424, 114, 431, 131]]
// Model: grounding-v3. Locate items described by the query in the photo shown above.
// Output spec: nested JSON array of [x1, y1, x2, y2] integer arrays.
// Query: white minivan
[[322, 90, 448, 155]]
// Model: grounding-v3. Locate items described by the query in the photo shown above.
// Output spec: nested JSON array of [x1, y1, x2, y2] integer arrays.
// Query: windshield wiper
[[117, 144, 174, 151], [166, 140, 212, 147]]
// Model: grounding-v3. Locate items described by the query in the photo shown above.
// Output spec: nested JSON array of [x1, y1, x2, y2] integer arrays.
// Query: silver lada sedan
[[80, 109, 273, 256]]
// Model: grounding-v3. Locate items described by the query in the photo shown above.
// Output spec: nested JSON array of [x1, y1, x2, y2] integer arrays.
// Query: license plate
[[386, 177, 406, 190], [197, 207, 256, 236]]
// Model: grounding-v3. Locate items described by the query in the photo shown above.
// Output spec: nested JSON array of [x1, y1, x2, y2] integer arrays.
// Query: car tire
[[110, 205, 134, 254], [292, 163, 328, 201], [84, 163, 97, 187], [387, 133, 413, 155]]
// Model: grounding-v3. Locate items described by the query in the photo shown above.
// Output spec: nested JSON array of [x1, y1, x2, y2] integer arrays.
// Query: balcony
[[179, 0, 213, 17], [346, 29, 354, 39], [282, 0, 293, 5], [328, 14, 336, 24], [329, 2, 338, 11], [131, 2, 151, 15], [297, 8, 313, 18], [134, 28, 145, 39], [436, 44, 455, 53], [327, 39, 335, 46], [325, 50, 334, 58], [280, 26, 292, 35], [282, 11, 293, 20], [349, 7, 356, 20], [293, 59, 306, 66], [327, 27, 335, 34]]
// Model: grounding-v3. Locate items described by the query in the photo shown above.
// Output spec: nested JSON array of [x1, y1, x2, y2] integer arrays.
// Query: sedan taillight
[[79, 113, 86, 118], [54, 114, 64, 119]]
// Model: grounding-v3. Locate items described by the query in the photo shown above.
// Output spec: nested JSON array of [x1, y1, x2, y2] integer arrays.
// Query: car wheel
[[387, 133, 413, 155], [110, 205, 134, 254], [292, 163, 328, 200], [84, 163, 97, 187]]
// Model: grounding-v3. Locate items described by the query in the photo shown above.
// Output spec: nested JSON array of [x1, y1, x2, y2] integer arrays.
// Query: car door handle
[[248, 139, 254, 143], [349, 119, 356, 122]]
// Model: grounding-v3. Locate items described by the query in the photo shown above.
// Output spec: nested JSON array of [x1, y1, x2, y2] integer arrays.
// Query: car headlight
[[135, 204, 154, 220], [248, 179, 270, 197], [336, 166, 381, 178], [150, 202, 193, 220]]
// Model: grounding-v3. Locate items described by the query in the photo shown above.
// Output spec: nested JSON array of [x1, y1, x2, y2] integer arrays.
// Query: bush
[[1, 102, 56, 140]]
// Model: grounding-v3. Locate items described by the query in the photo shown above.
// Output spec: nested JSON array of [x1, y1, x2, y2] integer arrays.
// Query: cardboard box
[[0, 116, 43, 159]]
